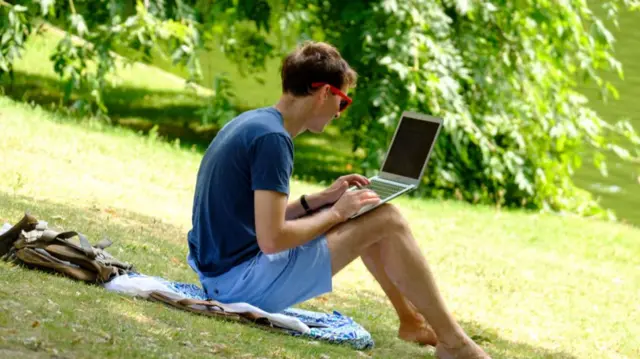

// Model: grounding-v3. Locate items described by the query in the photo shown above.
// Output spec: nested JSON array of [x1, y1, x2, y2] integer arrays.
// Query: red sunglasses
[[311, 82, 353, 112]]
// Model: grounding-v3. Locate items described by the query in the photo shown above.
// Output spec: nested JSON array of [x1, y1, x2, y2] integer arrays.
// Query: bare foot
[[435, 335, 490, 359], [398, 320, 438, 347]]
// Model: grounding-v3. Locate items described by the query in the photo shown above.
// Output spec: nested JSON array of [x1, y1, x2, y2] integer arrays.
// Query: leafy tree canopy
[[2, 0, 640, 218]]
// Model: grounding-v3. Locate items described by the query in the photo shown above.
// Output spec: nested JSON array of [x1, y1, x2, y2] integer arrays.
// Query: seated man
[[186, 41, 490, 359]]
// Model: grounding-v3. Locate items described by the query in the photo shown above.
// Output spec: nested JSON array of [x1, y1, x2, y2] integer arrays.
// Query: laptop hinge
[[373, 176, 413, 187]]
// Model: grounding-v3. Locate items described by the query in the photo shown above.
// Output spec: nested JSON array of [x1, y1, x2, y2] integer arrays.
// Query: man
[[186, 41, 490, 359]]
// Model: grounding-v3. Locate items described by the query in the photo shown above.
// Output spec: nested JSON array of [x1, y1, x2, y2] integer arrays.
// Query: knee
[[374, 204, 409, 233]]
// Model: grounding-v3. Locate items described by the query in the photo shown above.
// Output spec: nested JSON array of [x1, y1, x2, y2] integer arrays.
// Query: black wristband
[[300, 194, 312, 215]]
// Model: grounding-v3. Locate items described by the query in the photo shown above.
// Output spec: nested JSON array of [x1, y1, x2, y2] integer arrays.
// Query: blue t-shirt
[[187, 107, 294, 277]]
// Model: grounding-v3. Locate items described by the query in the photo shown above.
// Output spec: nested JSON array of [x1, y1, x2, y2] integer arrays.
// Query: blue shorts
[[187, 235, 333, 313]]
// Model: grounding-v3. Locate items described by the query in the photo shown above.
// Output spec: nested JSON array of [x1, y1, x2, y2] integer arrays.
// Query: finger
[[343, 174, 368, 186], [354, 174, 369, 185], [357, 190, 379, 200], [354, 176, 369, 187], [340, 174, 359, 184], [360, 197, 382, 207]]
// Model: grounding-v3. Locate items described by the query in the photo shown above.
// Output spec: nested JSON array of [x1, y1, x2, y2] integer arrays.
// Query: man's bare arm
[[256, 190, 342, 253], [284, 174, 371, 220], [284, 192, 326, 220], [255, 189, 379, 254]]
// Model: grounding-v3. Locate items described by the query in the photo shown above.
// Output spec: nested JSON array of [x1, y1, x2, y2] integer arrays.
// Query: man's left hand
[[320, 174, 370, 206]]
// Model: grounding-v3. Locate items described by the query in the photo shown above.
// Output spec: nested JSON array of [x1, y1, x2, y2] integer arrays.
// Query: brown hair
[[280, 41, 357, 96]]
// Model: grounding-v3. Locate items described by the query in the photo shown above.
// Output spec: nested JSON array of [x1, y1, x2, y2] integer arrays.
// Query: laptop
[[348, 111, 443, 219]]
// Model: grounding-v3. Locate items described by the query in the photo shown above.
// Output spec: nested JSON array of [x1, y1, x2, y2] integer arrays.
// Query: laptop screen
[[381, 115, 441, 179]]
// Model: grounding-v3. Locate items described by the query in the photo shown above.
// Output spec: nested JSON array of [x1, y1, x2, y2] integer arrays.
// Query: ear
[[315, 85, 329, 104], [317, 84, 328, 100]]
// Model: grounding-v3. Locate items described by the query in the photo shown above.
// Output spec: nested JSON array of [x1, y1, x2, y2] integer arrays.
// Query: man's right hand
[[331, 189, 381, 221]]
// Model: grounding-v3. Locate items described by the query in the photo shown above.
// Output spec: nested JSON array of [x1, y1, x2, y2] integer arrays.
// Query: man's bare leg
[[361, 241, 437, 346], [326, 204, 489, 358]]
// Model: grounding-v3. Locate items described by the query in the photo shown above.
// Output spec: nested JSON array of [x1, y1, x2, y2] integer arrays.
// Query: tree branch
[[68, 0, 76, 14], [0, 0, 12, 8]]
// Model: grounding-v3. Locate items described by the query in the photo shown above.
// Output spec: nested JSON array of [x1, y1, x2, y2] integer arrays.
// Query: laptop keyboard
[[362, 179, 406, 200]]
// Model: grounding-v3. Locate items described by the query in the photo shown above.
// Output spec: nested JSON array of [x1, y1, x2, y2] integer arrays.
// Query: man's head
[[280, 41, 357, 133]]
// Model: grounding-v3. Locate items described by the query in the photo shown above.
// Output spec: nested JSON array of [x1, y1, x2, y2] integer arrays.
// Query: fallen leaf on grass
[[205, 343, 228, 354], [104, 208, 118, 216], [93, 330, 114, 345], [23, 336, 44, 350], [470, 334, 492, 344], [171, 257, 181, 265], [31, 321, 39, 328], [119, 297, 135, 304]]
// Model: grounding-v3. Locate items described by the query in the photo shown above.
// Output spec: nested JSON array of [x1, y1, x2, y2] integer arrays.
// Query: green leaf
[[1, 31, 12, 46], [39, 0, 56, 16], [71, 14, 88, 36], [8, 10, 16, 25], [609, 144, 631, 160]]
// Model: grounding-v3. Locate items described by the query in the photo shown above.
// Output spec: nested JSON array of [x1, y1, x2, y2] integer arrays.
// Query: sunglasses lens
[[340, 100, 348, 111]]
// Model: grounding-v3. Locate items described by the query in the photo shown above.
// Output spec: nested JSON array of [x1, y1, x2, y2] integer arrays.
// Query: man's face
[[306, 84, 350, 133]]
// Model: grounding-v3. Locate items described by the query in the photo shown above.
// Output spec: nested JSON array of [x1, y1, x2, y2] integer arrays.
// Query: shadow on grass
[[322, 289, 580, 359], [1, 191, 579, 359], [1, 71, 358, 184], [0, 71, 216, 140]]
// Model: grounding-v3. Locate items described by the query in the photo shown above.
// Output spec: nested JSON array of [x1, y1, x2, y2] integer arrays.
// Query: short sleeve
[[250, 133, 294, 194]]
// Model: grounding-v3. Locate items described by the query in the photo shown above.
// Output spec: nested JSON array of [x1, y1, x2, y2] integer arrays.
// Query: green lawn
[[1, 96, 639, 358]]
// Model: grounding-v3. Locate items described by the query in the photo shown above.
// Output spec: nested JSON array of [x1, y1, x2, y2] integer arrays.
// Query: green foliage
[[196, 72, 237, 126], [278, 0, 640, 217], [1, 0, 203, 114], [0, 2, 32, 77], [1, 0, 640, 218]]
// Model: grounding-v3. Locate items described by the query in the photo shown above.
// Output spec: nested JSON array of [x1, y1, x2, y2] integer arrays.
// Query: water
[[574, 8, 640, 226]]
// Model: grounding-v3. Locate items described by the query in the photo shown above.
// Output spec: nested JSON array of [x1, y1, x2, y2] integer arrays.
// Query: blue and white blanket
[[104, 273, 374, 350]]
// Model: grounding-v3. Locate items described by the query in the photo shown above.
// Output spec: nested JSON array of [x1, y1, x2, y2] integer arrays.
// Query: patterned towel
[[104, 273, 374, 350], [282, 307, 374, 349]]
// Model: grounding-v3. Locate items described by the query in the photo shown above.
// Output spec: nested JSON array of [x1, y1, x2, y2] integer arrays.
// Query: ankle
[[437, 328, 468, 349], [398, 321, 438, 347], [398, 312, 426, 327]]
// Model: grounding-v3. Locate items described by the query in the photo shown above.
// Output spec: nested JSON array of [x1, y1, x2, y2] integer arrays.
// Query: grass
[[1, 97, 640, 359]]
